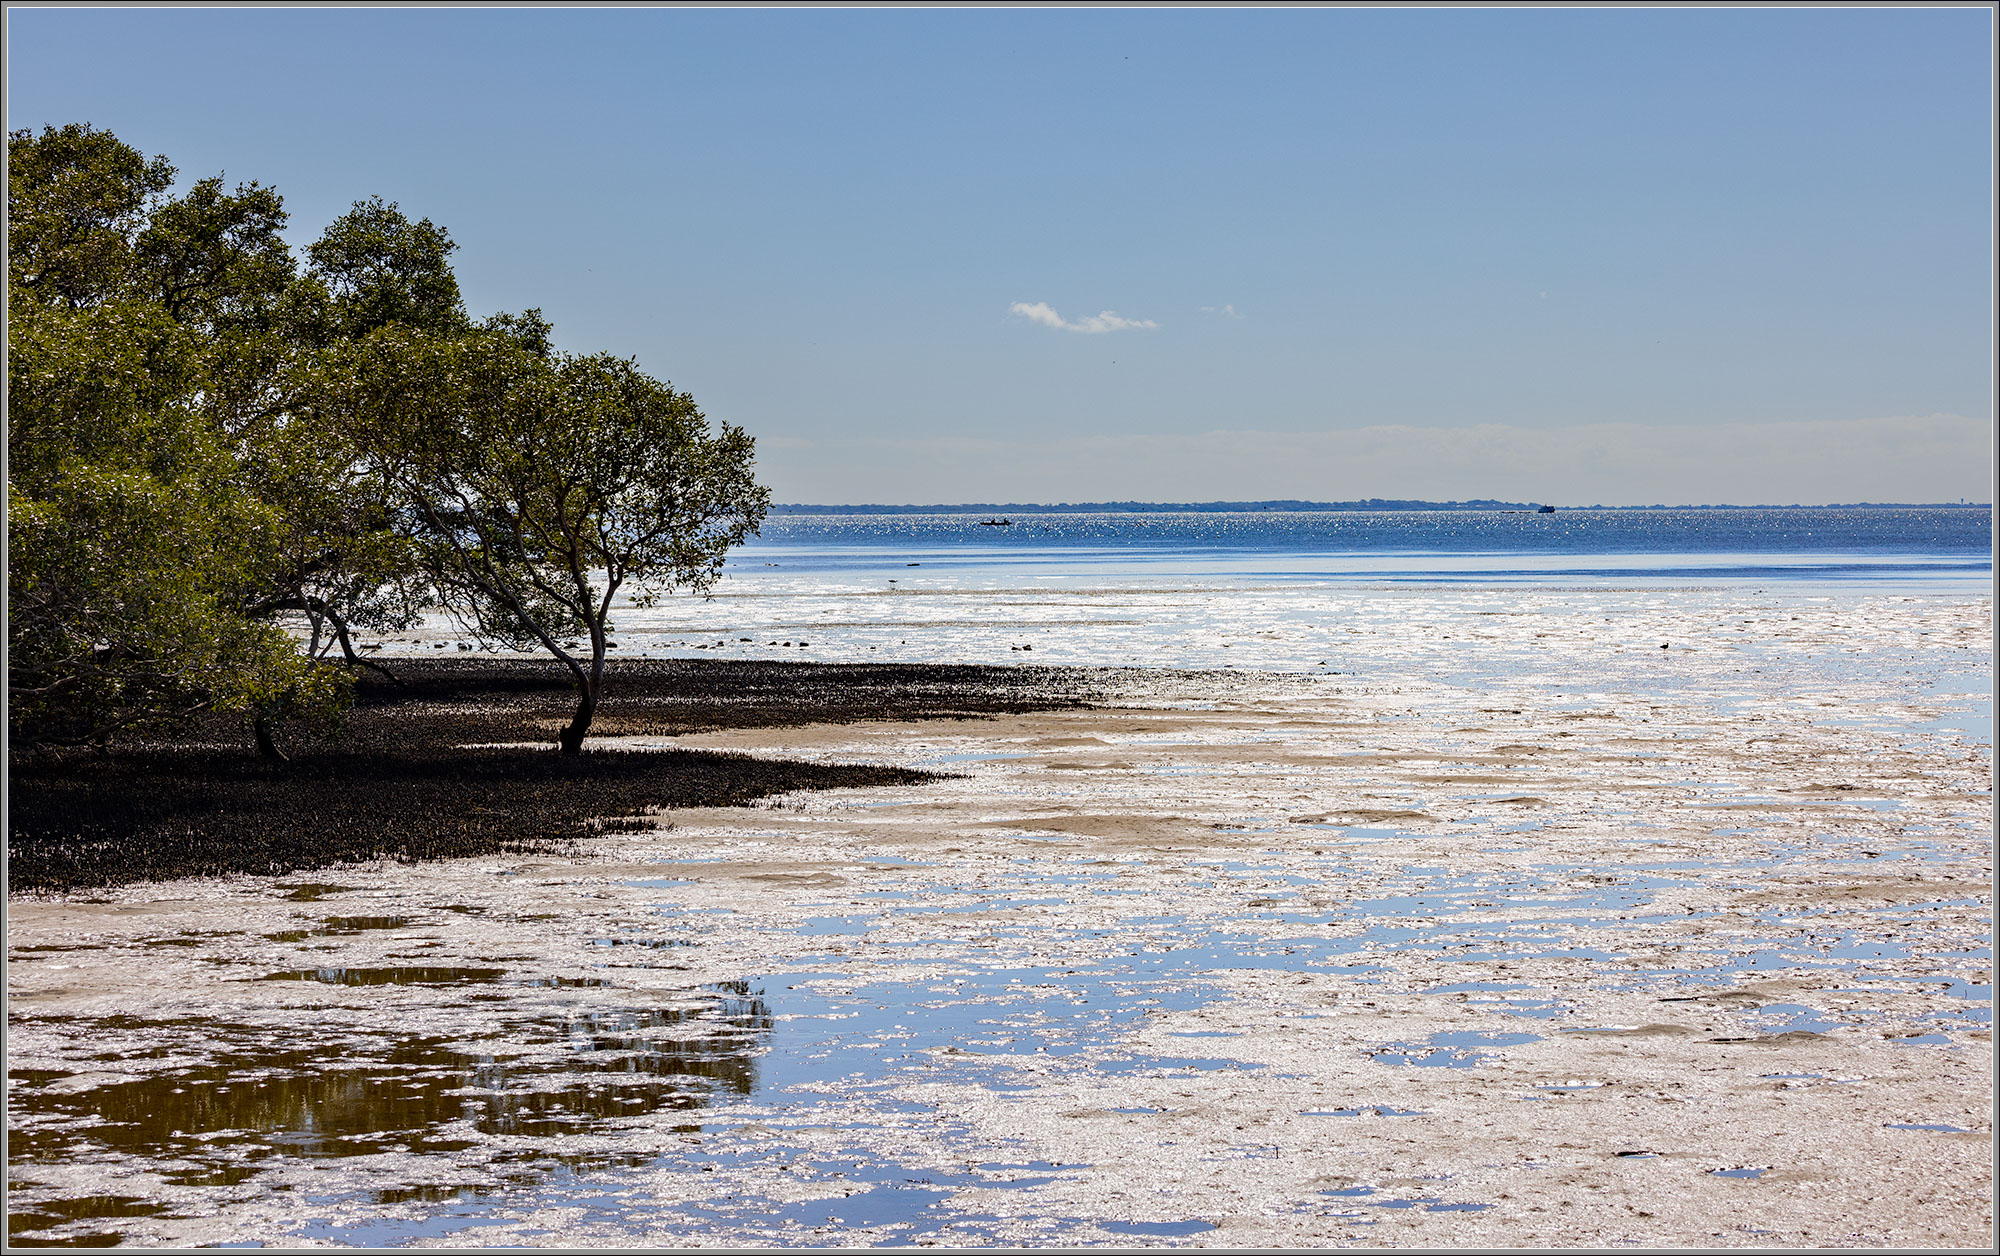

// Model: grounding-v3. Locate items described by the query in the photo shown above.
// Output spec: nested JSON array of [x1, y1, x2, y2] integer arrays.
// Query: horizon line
[[767, 499, 1992, 513]]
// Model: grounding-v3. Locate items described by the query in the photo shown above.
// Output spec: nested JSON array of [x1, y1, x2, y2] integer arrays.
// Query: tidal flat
[[6, 592, 1992, 1248]]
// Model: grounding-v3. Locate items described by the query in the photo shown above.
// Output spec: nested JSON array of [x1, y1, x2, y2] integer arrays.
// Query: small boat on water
[[979, 518, 1012, 526]]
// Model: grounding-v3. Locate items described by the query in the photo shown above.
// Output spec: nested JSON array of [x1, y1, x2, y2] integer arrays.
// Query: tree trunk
[[244, 592, 403, 685], [253, 714, 289, 762], [558, 686, 597, 755], [324, 608, 403, 685], [557, 634, 609, 755]]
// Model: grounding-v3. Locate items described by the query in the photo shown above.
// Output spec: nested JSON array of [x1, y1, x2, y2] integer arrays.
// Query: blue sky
[[8, 6, 1992, 503]]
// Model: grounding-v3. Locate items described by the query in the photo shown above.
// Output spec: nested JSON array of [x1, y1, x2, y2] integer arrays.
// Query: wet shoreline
[[7, 660, 1107, 893], [6, 597, 1991, 1247]]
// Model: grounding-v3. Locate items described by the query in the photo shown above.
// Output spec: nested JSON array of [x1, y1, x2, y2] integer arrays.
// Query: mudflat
[[6, 659, 1097, 891], [6, 621, 1992, 1247]]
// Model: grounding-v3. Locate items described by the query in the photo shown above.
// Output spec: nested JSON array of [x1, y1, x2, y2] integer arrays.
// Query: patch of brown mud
[[742, 872, 849, 888], [1016, 716, 1264, 735], [1149, 746, 1383, 767], [1561, 1024, 1703, 1038], [1699, 1031, 1834, 1046], [1732, 878, 1978, 906], [1304, 753, 1454, 766], [992, 814, 1211, 842], [1697, 802, 1847, 813], [1655, 983, 1805, 1006], [8, 661, 1116, 893], [1410, 775, 1576, 786]]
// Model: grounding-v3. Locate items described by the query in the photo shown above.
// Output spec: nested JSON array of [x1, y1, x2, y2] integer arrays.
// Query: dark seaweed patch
[[11, 659, 1105, 892], [318, 916, 416, 933]]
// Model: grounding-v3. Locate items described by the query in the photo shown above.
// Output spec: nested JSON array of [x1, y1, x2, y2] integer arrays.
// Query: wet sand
[[7, 660, 1096, 891], [5, 600, 1992, 1247]]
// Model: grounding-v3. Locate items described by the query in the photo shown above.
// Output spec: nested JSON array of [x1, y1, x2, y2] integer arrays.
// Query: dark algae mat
[[7, 659, 1102, 893]]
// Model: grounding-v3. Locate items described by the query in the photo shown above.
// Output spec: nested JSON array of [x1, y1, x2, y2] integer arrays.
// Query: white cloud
[[1007, 301, 1068, 330], [1201, 303, 1244, 319], [1009, 301, 1158, 334], [1074, 310, 1159, 333]]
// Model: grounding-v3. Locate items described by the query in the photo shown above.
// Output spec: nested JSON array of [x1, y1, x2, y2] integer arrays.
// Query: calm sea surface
[[744, 502, 1992, 580], [735, 507, 1991, 584], [748, 506, 1984, 576], [389, 508, 1990, 733], [760, 506, 1991, 553]]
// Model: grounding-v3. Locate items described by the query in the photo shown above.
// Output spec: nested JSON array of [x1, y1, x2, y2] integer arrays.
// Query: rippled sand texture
[[6, 589, 1991, 1247]]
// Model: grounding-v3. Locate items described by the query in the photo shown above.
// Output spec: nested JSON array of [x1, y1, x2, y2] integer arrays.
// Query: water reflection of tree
[[9, 988, 775, 1177]]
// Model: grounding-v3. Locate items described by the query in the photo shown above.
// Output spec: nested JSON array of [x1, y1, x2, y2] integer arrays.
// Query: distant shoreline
[[769, 500, 1991, 515]]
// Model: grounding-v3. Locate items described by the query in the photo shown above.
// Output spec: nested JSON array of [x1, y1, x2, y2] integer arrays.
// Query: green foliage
[[9, 123, 770, 754], [7, 122, 175, 309], [301, 195, 467, 342], [332, 322, 770, 645], [233, 197, 482, 653], [7, 468, 344, 746], [7, 124, 351, 749], [317, 322, 770, 749], [133, 176, 293, 331]]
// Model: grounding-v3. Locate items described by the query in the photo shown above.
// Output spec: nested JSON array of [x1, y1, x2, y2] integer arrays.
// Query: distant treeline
[[769, 500, 1990, 515]]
